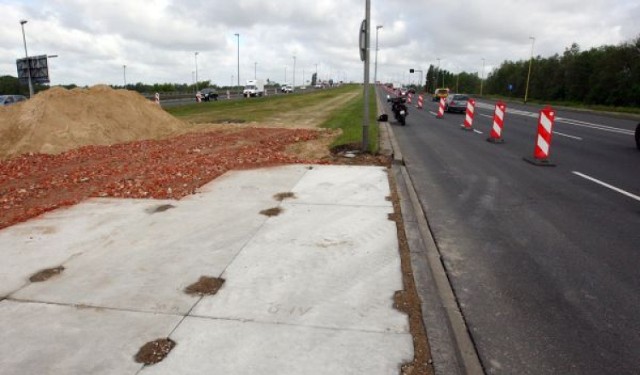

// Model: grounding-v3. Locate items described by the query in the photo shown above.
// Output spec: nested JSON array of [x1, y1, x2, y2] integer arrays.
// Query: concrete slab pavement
[[0, 164, 413, 374]]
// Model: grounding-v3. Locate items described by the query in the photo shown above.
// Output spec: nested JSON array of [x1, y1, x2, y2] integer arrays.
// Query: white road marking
[[475, 101, 634, 136], [480, 114, 492, 119], [473, 129, 483, 134], [553, 131, 582, 140], [429, 111, 437, 116], [572, 171, 640, 202]]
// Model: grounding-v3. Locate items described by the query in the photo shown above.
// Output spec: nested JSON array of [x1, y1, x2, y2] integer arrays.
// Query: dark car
[[0, 95, 27, 106], [444, 94, 469, 113], [200, 88, 219, 101]]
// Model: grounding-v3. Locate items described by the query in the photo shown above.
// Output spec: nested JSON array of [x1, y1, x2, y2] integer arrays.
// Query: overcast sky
[[0, 0, 638, 88]]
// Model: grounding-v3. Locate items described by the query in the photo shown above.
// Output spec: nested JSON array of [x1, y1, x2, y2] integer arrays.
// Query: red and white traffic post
[[461, 98, 476, 131], [407, 93, 413, 105], [436, 97, 445, 118], [487, 101, 507, 143], [416, 94, 424, 109], [524, 106, 557, 166]]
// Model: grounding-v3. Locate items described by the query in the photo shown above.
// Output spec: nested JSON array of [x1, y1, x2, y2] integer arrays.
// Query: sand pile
[[0, 85, 186, 159]]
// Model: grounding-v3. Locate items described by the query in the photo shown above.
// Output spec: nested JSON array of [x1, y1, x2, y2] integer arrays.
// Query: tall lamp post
[[194, 52, 199, 92], [19, 20, 34, 98], [123, 65, 127, 87], [254, 62, 257, 79], [436, 58, 441, 88], [292, 55, 296, 90], [524, 36, 535, 104], [234, 33, 240, 88], [374, 25, 383, 85], [480, 58, 485, 96]]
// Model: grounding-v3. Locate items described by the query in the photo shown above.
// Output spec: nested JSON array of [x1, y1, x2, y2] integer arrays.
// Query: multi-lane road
[[385, 91, 639, 374]]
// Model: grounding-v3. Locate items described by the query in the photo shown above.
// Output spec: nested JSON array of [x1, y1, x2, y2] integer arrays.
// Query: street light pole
[[292, 55, 296, 90], [524, 36, 535, 104], [19, 20, 34, 98], [374, 25, 383, 86], [194, 51, 199, 92], [123, 65, 127, 87], [436, 58, 441, 88], [480, 58, 485, 96], [254, 62, 257, 79], [234, 33, 240, 88]]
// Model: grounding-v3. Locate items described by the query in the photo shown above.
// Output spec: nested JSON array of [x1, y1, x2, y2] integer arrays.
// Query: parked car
[[432, 88, 449, 102], [0, 95, 27, 106], [281, 85, 293, 93], [200, 88, 219, 101], [444, 94, 469, 113]]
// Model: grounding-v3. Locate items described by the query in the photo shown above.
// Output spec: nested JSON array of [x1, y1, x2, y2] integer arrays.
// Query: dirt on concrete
[[29, 266, 65, 282], [184, 276, 225, 296], [0, 85, 433, 375], [134, 338, 176, 365]]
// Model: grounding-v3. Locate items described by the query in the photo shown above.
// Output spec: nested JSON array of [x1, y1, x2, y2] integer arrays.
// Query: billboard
[[16, 54, 50, 84]]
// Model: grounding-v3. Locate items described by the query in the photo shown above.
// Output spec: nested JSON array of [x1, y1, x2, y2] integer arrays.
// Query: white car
[[281, 85, 293, 93]]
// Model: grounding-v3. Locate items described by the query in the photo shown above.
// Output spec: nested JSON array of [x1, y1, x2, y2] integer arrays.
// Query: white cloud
[[0, 0, 637, 87]]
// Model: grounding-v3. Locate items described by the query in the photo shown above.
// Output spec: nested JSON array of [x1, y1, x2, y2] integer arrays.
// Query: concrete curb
[[384, 107, 485, 374]]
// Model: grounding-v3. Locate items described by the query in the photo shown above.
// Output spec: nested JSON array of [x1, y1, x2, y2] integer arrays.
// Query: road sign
[[359, 19, 367, 62], [16, 54, 50, 84]]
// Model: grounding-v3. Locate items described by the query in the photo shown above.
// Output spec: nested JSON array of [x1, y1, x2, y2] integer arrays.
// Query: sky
[[0, 0, 638, 88]]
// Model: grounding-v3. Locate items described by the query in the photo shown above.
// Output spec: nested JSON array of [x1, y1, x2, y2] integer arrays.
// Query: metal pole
[[524, 36, 535, 104], [20, 20, 34, 98], [480, 58, 485, 96], [235, 33, 240, 88], [254, 62, 257, 79], [123, 65, 127, 87], [293, 55, 296, 90], [436, 58, 441, 88], [194, 52, 199, 91], [374, 25, 382, 85], [362, 0, 371, 152]]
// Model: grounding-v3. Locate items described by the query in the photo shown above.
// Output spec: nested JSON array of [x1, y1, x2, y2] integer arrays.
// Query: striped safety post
[[407, 93, 413, 105], [524, 106, 557, 166], [461, 98, 476, 131], [416, 94, 424, 109], [436, 97, 445, 119], [487, 101, 507, 143]]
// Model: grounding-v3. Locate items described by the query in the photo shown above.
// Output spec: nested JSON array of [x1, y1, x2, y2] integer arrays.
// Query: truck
[[242, 79, 265, 97]]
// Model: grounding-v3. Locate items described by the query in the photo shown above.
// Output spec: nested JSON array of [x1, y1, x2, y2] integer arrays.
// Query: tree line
[[413, 35, 639, 108]]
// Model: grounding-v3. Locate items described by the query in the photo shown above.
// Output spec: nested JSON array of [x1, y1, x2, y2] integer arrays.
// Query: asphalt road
[[384, 91, 640, 374]]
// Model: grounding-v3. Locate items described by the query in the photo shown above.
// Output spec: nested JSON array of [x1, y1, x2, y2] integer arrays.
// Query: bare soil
[[184, 276, 225, 296], [134, 338, 176, 365], [29, 266, 65, 282]]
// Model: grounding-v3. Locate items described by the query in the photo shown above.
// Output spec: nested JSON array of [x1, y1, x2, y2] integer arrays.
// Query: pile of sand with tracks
[[0, 85, 186, 159]]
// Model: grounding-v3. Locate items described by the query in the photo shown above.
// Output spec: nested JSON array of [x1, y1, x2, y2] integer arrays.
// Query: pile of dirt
[[0, 85, 186, 159]]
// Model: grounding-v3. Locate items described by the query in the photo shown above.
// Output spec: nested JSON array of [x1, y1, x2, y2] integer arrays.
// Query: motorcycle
[[390, 97, 408, 125]]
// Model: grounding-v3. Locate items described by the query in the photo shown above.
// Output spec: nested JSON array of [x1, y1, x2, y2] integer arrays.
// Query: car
[[444, 94, 469, 113], [0, 94, 27, 106], [281, 85, 293, 93], [200, 88, 219, 101], [314, 84, 323, 89], [635, 123, 640, 150], [432, 88, 449, 102]]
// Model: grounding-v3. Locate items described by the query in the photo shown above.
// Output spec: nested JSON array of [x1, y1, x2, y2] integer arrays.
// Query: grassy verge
[[166, 85, 359, 123], [320, 87, 378, 153]]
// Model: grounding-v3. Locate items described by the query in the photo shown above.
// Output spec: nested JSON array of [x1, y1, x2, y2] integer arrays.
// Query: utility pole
[[19, 20, 34, 98], [524, 37, 535, 104], [480, 58, 485, 96]]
